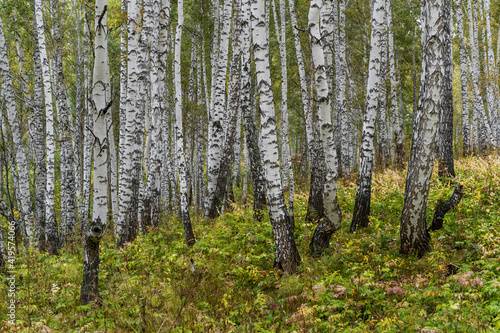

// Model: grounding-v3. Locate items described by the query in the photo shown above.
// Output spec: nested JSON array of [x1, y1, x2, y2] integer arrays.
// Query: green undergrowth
[[1, 155, 500, 332]]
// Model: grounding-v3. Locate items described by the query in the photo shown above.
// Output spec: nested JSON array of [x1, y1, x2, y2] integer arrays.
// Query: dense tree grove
[[1, 0, 500, 309]]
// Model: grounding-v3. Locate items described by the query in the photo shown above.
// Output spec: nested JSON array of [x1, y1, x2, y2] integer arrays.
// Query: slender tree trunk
[[32, 19, 46, 251], [400, 0, 444, 257], [241, 0, 267, 220], [308, 0, 342, 256], [438, 0, 455, 178], [205, 0, 233, 217], [52, 0, 76, 247], [337, 0, 351, 177], [0, 12, 34, 246], [387, 0, 404, 168], [288, 0, 325, 222], [350, 0, 386, 232], [81, 0, 110, 306], [251, 0, 300, 273], [118, 0, 141, 246], [208, 0, 243, 219], [174, 0, 195, 246], [456, 0, 471, 156], [34, 0, 58, 254]]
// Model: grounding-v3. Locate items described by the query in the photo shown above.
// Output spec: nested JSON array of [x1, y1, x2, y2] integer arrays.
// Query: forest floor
[[2, 154, 500, 332]]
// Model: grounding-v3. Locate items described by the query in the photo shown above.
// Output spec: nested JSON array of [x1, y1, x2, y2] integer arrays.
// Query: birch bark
[[400, 0, 444, 256], [34, 0, 58, 254], [308, 0, 342, 256], [81, 0, 110, 306], [350, 0, 386, 232], [0, 12, 34, 245], [174, 0, 195, 245], [251, 0, 300, 273]]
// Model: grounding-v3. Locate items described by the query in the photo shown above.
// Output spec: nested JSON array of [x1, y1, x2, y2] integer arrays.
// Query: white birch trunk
[[0, 13, 34, 245], [174, 0, 195, 245], [308, 0, 342, 256], [35, 0, 58, 254], [81, 0, 110, 305], [205, 0, 233, 216], [52, 0, 76, 247], [118, 0, 141, 245], [456, 0, 471, 156], [350, 0, 386, 232], [387, 0, 404, 167], [251, 0, 300, 273], [400, 0, 444, 256], [32, 21, 46, 250]]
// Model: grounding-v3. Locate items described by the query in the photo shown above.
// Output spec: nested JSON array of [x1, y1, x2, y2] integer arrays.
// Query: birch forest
[[1, 0, 500, 330]]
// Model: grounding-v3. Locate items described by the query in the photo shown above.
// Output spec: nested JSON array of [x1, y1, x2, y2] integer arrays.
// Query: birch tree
[[438, 0, 455, 178], [308, 0, 342, 256], [174, 0, 195, 246], [52, 0, 76, 247], [81, 0, 110, 306], [350, 0, 386, 232], [0, 10, 34, 245], [205, 0, 233, 217], [288, 0, 325, 222], [34, 0, 58, 254], [241, 0, 267, 220], [251, 0, 300, 273], [400, 0, 444, 256], [456, 0, 471, 156], [32, 19, 46, 251], [387, 0, 404, 168], [118, 0, 141, 246]]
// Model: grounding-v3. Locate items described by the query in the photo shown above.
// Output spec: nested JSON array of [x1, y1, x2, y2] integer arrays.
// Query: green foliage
[[2, 155, 500, 331]]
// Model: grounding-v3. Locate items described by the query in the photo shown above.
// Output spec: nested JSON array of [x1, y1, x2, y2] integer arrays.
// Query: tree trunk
[[456, 0, 471, 157], [438, 0, 455, 178], [208, 0, 242, 219], [34, 0, 58, 254], [52, 0, 76, 247], [32, 20, 46, 251], [251, 0, 300, 273], [428, 184, 464, 231], [400, 0, 444, 257], [81, 0, 110, 306], [0, 13, 35, 246], [241, 0, 267, 220], [174, 0, 195, 246], [350, 0, 386, 232], [118, 0, 141, 246], [205, 0, 233, 217], [308, 0, 342, 256], [288, 0, 325, 222]]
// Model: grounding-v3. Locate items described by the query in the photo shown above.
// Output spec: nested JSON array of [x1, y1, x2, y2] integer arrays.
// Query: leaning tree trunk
[[0, 13, 34, 246], [308, 0, 342, 256], [428, 184, 463, 231], [350, 0, 386, 232], [438, 0, 455, 179], [400, 0, 444, 257], [251, 0, 300, 273], [34, 0, 58, 254], [81, 0, 110, 306], [174, 0, 195, 246]]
